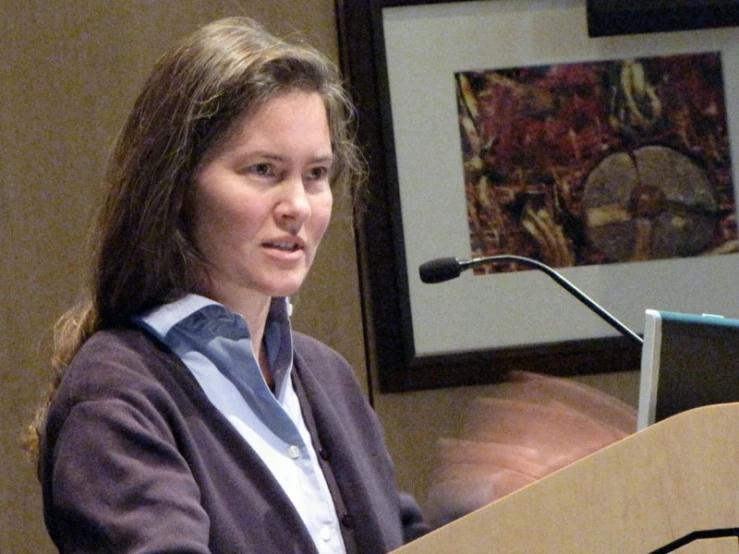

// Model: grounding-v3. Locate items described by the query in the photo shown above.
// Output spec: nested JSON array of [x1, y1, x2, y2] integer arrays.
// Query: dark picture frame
[[586, 0, 739, 37], [335, 0, 737, 393]]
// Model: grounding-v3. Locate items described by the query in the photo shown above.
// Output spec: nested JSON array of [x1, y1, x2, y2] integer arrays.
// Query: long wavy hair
[[26, 16, 364, 457]]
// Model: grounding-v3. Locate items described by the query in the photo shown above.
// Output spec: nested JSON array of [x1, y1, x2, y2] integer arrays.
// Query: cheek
[[191, 200, 224, 255], [312, 195, 334, 242], [191, 195, 256, 261]]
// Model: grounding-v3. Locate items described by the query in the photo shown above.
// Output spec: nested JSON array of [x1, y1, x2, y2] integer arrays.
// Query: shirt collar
[[135, 294, 219, 339], [136, 294, 292, 340], [135, 294, 294, 397]]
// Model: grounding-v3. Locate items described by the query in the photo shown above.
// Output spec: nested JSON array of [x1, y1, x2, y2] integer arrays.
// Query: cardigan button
[[319, 447, 330, 461], [340, 513, 354, 528]]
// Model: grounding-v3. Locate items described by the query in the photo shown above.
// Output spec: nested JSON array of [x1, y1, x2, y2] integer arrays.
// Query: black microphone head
[[419, 257, 462, 283]]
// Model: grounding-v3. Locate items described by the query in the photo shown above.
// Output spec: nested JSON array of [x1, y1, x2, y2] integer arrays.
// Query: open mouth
[[264, 241, 301, 252]]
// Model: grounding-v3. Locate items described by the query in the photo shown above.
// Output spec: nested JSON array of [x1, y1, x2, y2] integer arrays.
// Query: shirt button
[[319, 525, 332, 541], [287, 445, 301, 459]]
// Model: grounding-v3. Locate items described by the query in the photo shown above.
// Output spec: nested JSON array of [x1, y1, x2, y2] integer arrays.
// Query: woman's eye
[[306, 166, 329, 181], [248, 163, 274, 177]]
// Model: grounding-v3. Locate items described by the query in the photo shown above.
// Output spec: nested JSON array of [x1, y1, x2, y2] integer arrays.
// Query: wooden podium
[[394, 403, 739, 553]]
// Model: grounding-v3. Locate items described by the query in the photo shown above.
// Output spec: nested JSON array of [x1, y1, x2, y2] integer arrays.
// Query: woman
[[28, 17, 428, 553]]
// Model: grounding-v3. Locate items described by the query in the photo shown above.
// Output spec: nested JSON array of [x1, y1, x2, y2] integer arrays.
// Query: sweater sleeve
[[42, 343, 212, 553], [400, 492, 433, 543]]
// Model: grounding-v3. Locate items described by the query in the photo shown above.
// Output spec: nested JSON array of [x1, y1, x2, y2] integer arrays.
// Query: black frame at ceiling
[[335, 0, 641, 393], [586, 0, 739, 37]]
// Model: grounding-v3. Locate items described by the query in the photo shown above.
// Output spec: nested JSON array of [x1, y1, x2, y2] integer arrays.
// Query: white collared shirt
[[136, 294, 346, 554]]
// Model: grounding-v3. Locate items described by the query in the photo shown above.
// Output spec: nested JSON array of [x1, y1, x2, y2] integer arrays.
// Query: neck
[[238, 298, 272, 389], [258, 345, 274, 391], [201, 284, 271, 342], [197, 282, 275, 388]]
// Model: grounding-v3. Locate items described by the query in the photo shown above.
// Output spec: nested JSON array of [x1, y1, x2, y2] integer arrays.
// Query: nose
[[275, 176, 311, 230]]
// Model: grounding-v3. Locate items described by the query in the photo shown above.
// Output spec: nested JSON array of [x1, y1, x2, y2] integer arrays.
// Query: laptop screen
[[637, 309, 739, 431]]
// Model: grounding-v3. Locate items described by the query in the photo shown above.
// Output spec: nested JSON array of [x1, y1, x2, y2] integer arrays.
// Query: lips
[[262, 237, 305, 253], [265, 242, 300, 252]]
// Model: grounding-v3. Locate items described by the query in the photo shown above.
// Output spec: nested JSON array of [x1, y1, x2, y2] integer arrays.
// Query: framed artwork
[[336, 0, 739, 392]]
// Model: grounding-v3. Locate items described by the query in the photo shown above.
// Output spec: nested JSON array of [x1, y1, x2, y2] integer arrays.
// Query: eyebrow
[[247, 150, 335, 164], [311, 154, 335, 165]]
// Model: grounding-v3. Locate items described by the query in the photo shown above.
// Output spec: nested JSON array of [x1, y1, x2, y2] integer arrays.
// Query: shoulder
[[48, 327, 197, 428], [69, 327, 177, 379], [42, 327, 207, 471], [75, 326, 167, 361], [292, 332, 361, 390], [72, 326, 161, 364], [292, 331, 349, 365], [291, 332, 377, 437], [64, 327, 182, 388]]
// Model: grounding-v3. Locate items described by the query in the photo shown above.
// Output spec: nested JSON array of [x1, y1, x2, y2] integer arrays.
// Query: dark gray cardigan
[[41, 327, 429, 553]]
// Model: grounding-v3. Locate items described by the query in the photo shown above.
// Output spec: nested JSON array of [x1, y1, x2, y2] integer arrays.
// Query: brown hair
[[26, 16, 364, 456]]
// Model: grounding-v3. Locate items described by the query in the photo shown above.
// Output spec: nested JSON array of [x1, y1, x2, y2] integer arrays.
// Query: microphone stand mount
[[419, 255, 643, 347]]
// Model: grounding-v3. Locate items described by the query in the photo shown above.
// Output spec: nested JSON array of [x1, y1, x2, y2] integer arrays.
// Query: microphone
[[419, 255, 643, 346]]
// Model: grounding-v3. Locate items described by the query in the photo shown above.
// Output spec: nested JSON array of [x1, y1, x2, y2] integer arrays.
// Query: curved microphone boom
[[419, 255, 643, 346]]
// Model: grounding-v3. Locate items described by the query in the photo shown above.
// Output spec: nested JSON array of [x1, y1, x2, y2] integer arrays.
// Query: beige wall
[[1, 2, 640, 552]]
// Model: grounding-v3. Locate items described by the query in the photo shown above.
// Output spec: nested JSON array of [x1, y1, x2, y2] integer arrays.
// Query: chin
[[261, 276, 308, 298]]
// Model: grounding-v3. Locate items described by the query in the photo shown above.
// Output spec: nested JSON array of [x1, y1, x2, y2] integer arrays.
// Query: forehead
[[211, 91, 330, 155]]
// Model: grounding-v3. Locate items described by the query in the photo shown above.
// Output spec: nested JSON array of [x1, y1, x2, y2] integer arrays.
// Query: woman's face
[[191, 91, 334, 313]]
